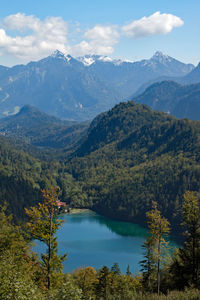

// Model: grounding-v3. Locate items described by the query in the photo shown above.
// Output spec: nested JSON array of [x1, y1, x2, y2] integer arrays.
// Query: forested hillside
[[0, 135, 87, 219], [0, 101, 200, 231], [66, 102, 200, 231]]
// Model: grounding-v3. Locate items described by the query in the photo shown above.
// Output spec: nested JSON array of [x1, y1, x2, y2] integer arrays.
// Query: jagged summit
[[77, 55, 96, 66], [151, 51, 172, 63], [50, 50, 72, 62]]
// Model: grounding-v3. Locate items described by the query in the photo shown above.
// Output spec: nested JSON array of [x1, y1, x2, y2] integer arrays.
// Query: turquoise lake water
[[34, 210, 177, 274]]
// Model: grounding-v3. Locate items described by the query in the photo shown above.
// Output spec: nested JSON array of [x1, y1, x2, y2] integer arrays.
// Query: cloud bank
[[122, 12, 184, 38], [0, 12, 184, 62], [0, 13, 69, 61]]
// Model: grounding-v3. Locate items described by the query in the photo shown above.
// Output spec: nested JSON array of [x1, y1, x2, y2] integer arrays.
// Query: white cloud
[[122, 11, 184, 38], [71, 25, 119, 56], [0, 13, 70, 62], [84, 25, 119, 44], [72, 40, 115, 56], [4, 13, 40, 32]]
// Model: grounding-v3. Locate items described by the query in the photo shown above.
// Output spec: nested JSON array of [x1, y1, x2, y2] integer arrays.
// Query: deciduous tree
[[141, 201, 170, 294], [25, 187, 66, 289]]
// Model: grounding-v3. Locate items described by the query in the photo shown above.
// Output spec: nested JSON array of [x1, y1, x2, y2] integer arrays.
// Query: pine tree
[[140, 237, 156, 292], [126, 265, 132, 276], [170, 191, 200, 288], [182, 191, 200, 284], [25, 187, 66, 289], [96, 266, 111, 300], [111, 262, 121, 275]]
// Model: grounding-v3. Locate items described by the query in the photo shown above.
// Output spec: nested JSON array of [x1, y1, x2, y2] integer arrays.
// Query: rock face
[[0, 50, 194, 121]]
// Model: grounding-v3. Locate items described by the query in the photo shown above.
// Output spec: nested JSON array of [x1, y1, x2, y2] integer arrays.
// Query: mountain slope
[[0, 133, 87, 220], [76, 101, 172, 156], [181, 62, 200, 84], [0, 51, 118, 121], [0, 51, 194, 121], [133, 81, 200, 120], [133, 58, 200, 97], [0, 105, 89, 149]]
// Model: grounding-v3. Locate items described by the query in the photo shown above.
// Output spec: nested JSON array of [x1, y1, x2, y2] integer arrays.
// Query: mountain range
[[0, 50, 195, 121], [133, 61, 200, 97]]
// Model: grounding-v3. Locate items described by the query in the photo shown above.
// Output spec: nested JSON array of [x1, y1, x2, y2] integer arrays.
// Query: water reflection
[[60, 211, 148, 238]]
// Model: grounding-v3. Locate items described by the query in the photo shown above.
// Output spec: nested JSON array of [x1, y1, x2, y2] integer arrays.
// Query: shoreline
[[67, 208, 93, 215]]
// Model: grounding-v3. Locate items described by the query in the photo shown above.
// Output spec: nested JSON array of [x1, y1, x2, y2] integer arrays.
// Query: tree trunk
[[47, 209, 53, 289], [157, 235, 161, 295]]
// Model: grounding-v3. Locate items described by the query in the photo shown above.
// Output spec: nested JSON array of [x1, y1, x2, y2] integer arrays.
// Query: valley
[[0, 50, 200, 299]]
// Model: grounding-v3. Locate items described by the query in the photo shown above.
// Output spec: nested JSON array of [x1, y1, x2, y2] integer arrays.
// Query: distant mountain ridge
[[182, 62, 200, 84], [0, 50, 194, 121], [0, 105, 89, 149], [133, 60, 200, 97], [133, 81, 200, 120]]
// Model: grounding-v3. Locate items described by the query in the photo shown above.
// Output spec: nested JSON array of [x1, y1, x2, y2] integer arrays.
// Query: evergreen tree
[[170, 191, 200, 288], [96, 266, 111, 300], [126, 265, 132, 276], [25, 187, 66, 289], [140, 237, 156, 292], [111, 262, 121, 275]]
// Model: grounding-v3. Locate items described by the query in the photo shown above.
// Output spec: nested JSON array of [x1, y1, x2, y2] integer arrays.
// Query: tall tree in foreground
[[182, 191, 200, 285], [0, 203, 44, 299], [140, 237, 156, 292], [25, 187, 66, 290], [141, 201, 170, 295], [170, 191, 200, 288]]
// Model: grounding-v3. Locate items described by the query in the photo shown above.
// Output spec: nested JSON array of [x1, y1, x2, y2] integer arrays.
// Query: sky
[[0, 0, 199, 66]]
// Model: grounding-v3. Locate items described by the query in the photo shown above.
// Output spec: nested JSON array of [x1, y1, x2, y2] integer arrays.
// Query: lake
[[34, 210, 177, 274]]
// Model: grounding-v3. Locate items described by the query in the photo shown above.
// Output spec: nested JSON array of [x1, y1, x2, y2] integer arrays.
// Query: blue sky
[[0, 0, 199, 66]]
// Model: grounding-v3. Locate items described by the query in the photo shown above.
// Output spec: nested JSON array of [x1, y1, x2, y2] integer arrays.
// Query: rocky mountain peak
[[151, 51, 172, 63], [50, 50, 72, 62]]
